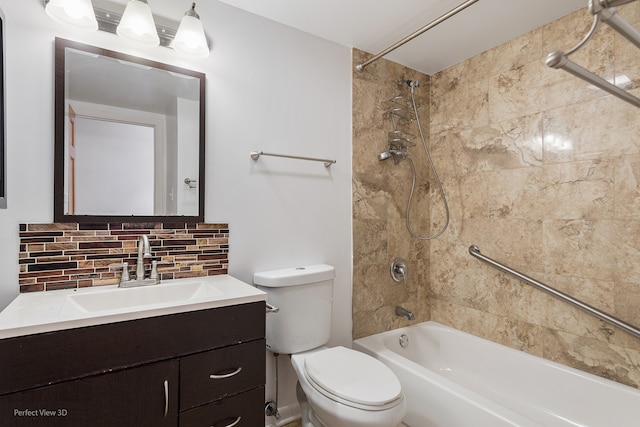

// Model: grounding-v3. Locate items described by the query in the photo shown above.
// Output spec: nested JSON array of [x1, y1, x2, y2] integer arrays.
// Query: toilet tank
[[254, 264, 335, 354]]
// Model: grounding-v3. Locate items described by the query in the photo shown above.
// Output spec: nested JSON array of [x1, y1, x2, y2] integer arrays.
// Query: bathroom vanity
[[0, 276, 266, 426]]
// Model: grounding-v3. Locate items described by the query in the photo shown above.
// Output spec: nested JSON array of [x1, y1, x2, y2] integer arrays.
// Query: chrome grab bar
[[469, 245, 640, 339]]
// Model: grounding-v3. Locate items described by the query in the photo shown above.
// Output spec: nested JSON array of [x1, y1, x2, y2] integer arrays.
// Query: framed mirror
[[54, 38, 205, 223], [0, 7, 5, 209]]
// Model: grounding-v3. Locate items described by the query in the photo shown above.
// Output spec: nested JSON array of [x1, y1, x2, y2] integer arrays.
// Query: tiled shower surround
[[18, 223, 229, 293], [353, 5, 640, 389], [352, 49, 432, 337]]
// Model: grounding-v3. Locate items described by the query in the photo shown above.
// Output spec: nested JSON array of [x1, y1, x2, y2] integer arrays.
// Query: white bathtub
[[353, 321, 640, 427]]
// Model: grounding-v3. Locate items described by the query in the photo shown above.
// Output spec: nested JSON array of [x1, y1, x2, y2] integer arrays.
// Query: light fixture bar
[[43, 0, 178, 48], [93, 5, 176, 47], [43, 0, 210, 56]]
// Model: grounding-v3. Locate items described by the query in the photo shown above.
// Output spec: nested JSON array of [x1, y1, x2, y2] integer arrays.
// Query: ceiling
[[218, 0, 588, 75]]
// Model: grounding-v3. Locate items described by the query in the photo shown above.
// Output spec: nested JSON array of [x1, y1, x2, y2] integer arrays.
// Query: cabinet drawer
[[179, 387, 264, 427], [180, 339, 265, 410]]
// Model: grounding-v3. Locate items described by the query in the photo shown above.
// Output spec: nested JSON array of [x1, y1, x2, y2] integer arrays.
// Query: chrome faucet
[[109, 235, 164, 288], [395, 306, 415, 320], [136, 235, 151, 280]]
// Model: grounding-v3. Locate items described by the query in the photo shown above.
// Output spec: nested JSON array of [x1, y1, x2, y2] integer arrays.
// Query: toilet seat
[[303, 346, 403, 411]]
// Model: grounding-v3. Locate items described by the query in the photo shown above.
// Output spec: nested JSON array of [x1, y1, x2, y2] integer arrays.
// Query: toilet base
[[291, 350, 406, 427], [297, 381, 323, 427]]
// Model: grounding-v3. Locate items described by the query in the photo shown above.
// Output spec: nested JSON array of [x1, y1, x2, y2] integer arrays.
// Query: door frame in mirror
[[53, 38, 205, 223]]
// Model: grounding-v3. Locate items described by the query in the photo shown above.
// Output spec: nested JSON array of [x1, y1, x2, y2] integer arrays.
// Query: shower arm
[[355, 0, 480, 72]]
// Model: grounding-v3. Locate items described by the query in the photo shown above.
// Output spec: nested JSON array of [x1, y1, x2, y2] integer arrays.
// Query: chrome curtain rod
[[546, 0, 640, 108], [250, 151, 336, 168], [355, 0, 480, 72], [469, 245, 640, 339]]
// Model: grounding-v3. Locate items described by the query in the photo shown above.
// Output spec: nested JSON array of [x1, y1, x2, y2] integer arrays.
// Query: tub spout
[[395, 306, 415, 320]]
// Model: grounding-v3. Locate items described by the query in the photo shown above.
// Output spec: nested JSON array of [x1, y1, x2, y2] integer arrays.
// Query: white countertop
[[0, 275, 266, 339]]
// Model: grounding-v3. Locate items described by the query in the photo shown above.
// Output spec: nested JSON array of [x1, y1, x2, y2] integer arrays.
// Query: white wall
[[176, 97, 199, 216], [0, 1, 352, 423]]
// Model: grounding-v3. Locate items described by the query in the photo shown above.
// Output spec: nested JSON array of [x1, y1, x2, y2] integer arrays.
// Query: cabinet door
[[0, 360, 178, 427]]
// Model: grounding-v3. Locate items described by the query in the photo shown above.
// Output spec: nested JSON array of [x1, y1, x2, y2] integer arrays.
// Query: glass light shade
[[173, 14, 209, 58], [116, 0, 160, 47], [45, 0, 98, 31]]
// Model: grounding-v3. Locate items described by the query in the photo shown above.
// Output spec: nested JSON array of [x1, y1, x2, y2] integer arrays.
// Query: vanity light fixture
[[45, 0, 99, 31], [116, 0, 160, 47], [172, 3, 209, 58], [43, 0, 211, 57]]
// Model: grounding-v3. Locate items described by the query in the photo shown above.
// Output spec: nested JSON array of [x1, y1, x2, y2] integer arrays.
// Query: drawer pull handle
[[211, 416, 242, 427], [163, 380, 169, 417], [209, 367, 242, 379]]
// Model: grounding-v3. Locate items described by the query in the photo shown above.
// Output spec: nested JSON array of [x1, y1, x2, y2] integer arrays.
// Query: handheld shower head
[[378, 149, 408, 163], [406, 79, 419, 88], [378, 150, 393, 161]]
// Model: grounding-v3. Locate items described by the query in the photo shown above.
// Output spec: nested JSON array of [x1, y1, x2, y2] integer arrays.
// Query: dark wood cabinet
[[0, 360, 179, 427], [0, 302, 266, 427]]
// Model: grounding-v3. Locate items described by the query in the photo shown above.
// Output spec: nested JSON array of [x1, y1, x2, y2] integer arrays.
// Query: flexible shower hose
[[404, 85, 450, 240]]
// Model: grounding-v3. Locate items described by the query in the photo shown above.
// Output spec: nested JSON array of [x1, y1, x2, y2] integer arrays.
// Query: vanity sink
[[64, 280, 219, 313], [0, 275, 266, 339]]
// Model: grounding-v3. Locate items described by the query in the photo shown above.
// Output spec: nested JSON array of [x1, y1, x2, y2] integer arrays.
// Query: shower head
[[378, 150, 393, 161], [378, 149, 407, 162]]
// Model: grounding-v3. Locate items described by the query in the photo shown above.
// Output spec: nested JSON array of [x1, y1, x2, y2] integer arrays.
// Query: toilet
[[254, 264, 406, 427]]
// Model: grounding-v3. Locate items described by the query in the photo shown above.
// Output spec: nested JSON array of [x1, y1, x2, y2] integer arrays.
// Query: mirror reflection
[[54, 38, 205, 222]]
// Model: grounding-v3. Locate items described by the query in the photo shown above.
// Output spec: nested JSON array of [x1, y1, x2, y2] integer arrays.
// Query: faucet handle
[[150, 260, 171, 281], [390, 258, 408, 283], [109, 262, 130, 282]]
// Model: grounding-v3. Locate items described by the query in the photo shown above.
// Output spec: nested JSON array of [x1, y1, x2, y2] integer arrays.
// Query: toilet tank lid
[[253, 264, 335, 287]]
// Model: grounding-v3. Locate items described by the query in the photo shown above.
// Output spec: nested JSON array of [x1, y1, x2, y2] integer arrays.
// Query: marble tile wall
[[352, 49, 432, 339], [427, 5, 640, 387], [353, 5, 640, 388]]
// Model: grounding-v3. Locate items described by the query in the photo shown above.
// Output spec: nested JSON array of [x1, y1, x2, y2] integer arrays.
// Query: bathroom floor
[[281, 420, 408, 426]]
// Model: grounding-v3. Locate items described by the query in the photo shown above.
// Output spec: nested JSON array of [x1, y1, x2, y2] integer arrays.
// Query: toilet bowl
[[291, 346, 406, 427], [254, 264, 407, 426]]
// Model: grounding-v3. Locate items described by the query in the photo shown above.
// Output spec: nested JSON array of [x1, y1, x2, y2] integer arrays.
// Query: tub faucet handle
[[390, 258, 408, 282]]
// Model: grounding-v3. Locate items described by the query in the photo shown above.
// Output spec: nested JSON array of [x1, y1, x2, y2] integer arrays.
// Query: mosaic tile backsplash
[[18, 223, 229, 293]]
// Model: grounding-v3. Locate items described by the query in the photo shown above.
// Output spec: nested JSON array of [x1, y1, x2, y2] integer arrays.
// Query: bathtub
[[353, 321, 640, 427]]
